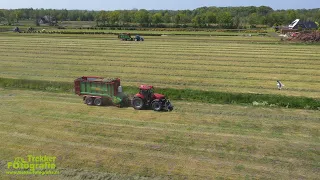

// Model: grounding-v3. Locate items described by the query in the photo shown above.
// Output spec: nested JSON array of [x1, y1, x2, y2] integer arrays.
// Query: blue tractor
[[135, 35, 144, 41]]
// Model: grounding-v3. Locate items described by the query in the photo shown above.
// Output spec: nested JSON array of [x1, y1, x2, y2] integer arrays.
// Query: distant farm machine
[[74, 76, 173, 111], [118, 33, 144, 41]]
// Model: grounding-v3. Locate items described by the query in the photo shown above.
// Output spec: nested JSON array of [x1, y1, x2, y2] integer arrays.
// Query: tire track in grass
[[2, 62, 320, 88], [2, 62, 320, 89], [1, 47, 320, 61], [1, 102, 319, 145], [1, 50, 320, 65], [2, 71, 320, 98], [1, 110, 318, 178], [1, 131, 288, 179], [0, 36, 318, 48], [1, 89, 319, 178], [2, 43, 320, 55], [2, 59, 320, 77], [1, 109, 318, 172], [1, 119, 317, 174], [2, 60, 320, 83], [2, 52, 320, 65], [2, 56, 320, 70]]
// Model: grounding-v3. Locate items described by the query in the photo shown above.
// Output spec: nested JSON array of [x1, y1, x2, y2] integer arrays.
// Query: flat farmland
[[1, 33, 320, 98], [0, 89, 319, 179]]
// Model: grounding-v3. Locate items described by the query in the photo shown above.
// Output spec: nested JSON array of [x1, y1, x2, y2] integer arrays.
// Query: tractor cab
[[139, 85, 154, 101], [138, 85, 166, 101], [132, 85, 173, 111]]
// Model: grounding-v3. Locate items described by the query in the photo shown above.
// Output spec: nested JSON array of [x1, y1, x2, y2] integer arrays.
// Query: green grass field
[[0, 89, 319, 179], [0, 33, 320, 98], [0, 32, 319, 179]]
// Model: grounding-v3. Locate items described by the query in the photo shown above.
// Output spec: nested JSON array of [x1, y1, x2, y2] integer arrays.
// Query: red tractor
[[131, 85, 173, 111]]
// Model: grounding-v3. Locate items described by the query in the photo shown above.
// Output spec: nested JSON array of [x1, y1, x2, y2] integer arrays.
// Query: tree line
[[0, 6, 320, 28]]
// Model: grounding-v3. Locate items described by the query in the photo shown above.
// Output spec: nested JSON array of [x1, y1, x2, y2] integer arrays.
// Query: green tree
[[135, 9, 150, 26], [248, 13, 259, 26], [96, 10, 108, 25], [174, 13, 181, 25], [152, 13, 163, 25], [316, 11, 320, 22], [179, 11, 192, 24], [266, 12, 286, 26], [205, 12, 217, 24], [287, 10, 298, 22], [4, 10, 13, 24], [257, 6, 273, 16], [119, 10, 131, 24], [163, 12, 171, 23], [21, 8, 33, 20], [192, 14, 205, 27], [232, 15, 241, 29], [315, 22, 319, 29], [0, 10, 4, 23], [56, 13, 63, 22], [2, 7, 320, 28], [174, 12, 190, 25], [217, 12, 233, 28], [14, 10, 22, 22], [51, 9, 59, 21], [109, 11, 120, 24], [61, 9, 68, 21]]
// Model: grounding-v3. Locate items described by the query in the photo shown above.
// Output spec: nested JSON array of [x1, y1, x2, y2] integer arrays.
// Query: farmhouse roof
[[288, 19, 318, 29]]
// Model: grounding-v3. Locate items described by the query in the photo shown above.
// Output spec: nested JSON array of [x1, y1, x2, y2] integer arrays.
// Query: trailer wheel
[[85, 97, 94, 105], [152, 100, 162, 111], [94, 98, 103, 106], [132, 97, 144, 110]]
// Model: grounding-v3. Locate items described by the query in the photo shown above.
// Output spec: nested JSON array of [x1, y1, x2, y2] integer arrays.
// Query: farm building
[[288, 19, 318, 29], [281, 19, 318, 34], [37, 15, 57, 26]]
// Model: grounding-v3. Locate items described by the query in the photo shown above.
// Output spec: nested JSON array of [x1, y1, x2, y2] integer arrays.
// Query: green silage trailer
[[74, 76, 128, 107]]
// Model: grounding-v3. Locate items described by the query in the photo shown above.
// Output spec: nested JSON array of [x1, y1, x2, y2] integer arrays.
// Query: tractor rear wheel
[[152, 100, 162, 111], [132, 97, 144, 110], [94, 98, 103, 106], [85, 97, 94, 105]]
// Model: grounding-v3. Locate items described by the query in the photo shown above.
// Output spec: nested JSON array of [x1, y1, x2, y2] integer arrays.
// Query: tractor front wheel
[[152, 100, 162, 111], [132, 97, 144, 110]]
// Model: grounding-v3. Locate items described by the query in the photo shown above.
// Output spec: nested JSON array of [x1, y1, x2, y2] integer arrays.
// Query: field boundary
[[1, 77, 319, 110]]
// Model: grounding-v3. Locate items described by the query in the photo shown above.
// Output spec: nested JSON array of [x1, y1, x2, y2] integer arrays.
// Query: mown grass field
[[1, 33, 320, 99], [0, 89, 319, 179], [0, 32, 319, 179]]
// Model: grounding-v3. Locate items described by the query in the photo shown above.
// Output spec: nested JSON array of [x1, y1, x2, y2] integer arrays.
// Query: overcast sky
[[1, 0, 319, 10]]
